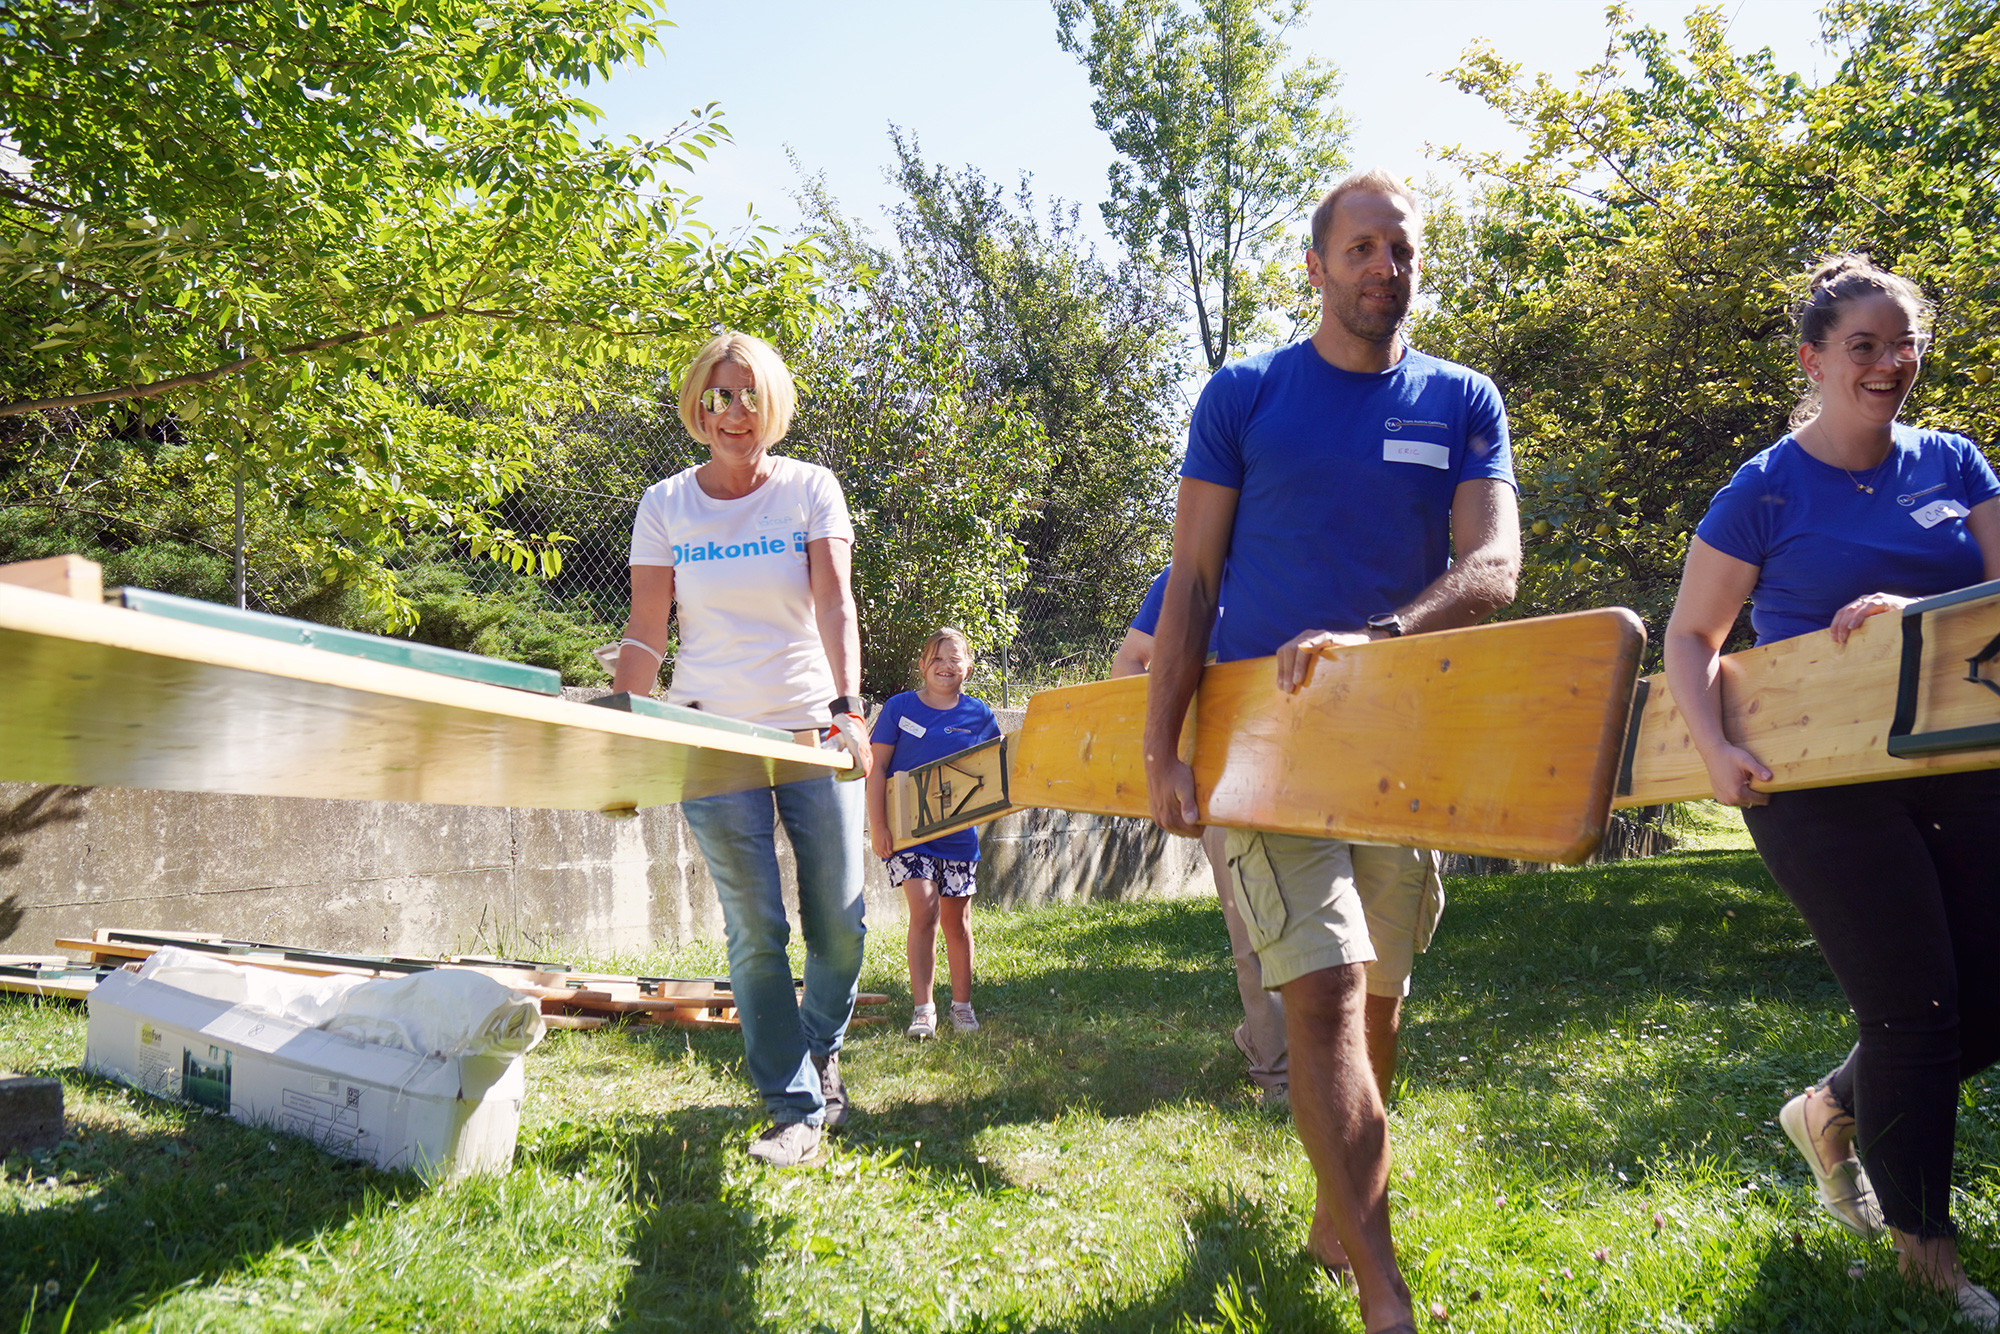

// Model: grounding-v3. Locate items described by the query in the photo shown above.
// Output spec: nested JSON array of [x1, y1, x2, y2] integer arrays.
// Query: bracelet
[[619, 637, 665, 662]]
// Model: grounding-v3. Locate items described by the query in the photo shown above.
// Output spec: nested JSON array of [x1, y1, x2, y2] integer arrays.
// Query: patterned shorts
[[884, 851, 979, 898]]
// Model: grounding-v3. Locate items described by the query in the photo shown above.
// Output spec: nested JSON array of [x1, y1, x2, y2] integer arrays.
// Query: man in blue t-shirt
[[1143, 169, 1521, 1328]]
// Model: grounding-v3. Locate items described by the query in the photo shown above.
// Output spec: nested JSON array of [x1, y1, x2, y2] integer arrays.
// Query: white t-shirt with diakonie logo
[[629, 456, 856, 731]]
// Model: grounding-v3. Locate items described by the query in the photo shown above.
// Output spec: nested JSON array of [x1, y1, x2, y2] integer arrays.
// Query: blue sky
[[580, 0, 1833, 251]]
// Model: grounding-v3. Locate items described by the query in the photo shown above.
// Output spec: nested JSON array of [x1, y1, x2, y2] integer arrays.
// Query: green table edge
[[587, 691, 799, 744], [112, 587, 562, 696]]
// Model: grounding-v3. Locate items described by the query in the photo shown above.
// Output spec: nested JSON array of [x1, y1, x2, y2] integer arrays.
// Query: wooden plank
[[0, 966, 107, 1001], [0, 554, 102, 603], [1006, 608, 1645, 865], [0, 555, 102, 603], [47, 934, 886, 1028], [1617, 580, 2000, 806], [539, 1013, 609, 1031], [0, 580, 844, 810]]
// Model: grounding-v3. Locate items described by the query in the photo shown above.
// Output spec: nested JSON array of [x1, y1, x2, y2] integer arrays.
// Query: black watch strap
[[828, 694, 866, 720]]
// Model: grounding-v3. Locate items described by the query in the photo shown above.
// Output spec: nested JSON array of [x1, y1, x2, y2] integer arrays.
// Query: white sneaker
[[1778, 1092, 1884, 1240], [906, 1004, 936, 1041], [950, 1001, 979, 1033]]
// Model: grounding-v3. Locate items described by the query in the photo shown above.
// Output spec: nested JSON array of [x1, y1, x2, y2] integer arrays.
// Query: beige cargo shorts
[[1223, 828, 1444, 996]]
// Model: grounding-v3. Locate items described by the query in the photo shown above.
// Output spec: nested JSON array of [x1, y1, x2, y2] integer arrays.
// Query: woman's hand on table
[[1828, 591, 1913, 645], [1701, 742, 1773, 808]]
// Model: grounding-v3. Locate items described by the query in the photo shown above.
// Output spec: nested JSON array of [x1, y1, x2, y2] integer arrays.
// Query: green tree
[[0, 0, 822, 623], [1414, 0, 2000, 642], [884, 134, 1187, 682], [780, 209, 1050, 699], [1054, 0, 1347, 369]]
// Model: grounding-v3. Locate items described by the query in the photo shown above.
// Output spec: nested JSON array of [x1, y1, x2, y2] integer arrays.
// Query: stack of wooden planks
[[42, 929, 888, 1032]]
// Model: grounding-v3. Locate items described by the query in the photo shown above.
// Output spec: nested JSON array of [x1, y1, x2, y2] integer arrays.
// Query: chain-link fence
[[0, 404, 1169, 703], [501, 405, 1168, 707]]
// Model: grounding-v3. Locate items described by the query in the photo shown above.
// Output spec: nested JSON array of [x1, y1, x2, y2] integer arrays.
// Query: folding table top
[[0, 578, 843, 810]]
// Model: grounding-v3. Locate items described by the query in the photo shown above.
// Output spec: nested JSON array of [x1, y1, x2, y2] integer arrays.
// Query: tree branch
[[0, 308, 457, 417]]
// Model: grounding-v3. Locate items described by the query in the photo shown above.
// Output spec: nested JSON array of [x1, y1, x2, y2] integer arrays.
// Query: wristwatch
[[827, 694, 867, 721], [1365, 613, 1405, 638]]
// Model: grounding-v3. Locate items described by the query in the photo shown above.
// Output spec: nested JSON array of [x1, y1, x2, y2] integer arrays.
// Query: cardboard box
[[85, 969, 524, 1175]]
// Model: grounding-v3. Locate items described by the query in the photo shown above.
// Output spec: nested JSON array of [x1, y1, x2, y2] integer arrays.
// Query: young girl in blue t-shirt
[[865, 628, 1001, 1039]]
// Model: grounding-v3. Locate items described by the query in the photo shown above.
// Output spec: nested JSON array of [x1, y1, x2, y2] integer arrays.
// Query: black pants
[[1743, 770, 2000, 1236]]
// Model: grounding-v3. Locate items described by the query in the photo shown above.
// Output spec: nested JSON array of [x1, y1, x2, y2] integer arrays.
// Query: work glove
[[826, 700, 871, 781]]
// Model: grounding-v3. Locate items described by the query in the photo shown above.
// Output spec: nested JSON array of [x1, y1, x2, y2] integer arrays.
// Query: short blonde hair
[[675, 331, 798, 447], [1309, 168, 1423, 255]]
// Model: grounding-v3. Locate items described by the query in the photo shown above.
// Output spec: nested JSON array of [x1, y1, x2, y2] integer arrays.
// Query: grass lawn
[[5, 805, 1998, 1332]]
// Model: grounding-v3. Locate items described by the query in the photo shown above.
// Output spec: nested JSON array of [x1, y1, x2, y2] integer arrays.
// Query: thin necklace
[[1843, 457, 1889, 495]]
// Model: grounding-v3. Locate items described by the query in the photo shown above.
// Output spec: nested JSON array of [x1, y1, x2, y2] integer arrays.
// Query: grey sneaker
[[813, 1051, 848, 1130], [1960, 1283, 2000, 1331], [747, 1120, 821, 1168], [906, 1004, 937, 1041], [1259, 1083, 1290, 1114], [950, 1001, 979, 1033]]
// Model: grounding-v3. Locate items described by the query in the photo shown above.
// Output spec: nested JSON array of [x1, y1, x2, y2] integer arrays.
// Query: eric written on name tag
[[1911, 498, 1970, 529], [898, 715, 928, 738], [1383, 439, 1450, 469]]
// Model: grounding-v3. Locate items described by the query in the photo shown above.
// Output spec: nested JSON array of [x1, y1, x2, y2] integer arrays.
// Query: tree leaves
[[1055, 0, 1348, 369], [0, 0, 825, 626], [1418, 0, 2000, 643]]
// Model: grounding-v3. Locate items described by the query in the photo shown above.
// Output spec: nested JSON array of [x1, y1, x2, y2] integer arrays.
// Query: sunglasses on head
[[699, 386, 760, 415]]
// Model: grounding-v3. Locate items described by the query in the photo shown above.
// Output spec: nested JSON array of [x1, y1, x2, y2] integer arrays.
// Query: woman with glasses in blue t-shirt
[[1664, 253, 2000, 1325]]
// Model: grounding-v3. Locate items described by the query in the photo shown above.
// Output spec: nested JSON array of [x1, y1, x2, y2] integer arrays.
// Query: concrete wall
[[0, 704, 1212, 958]]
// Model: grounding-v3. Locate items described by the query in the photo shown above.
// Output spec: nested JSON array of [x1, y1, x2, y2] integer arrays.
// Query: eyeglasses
[[699, 386, 760, 415], [1817, 334, 1930, 366]]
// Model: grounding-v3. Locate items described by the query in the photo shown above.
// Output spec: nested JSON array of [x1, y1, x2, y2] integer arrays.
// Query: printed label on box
[[136, 1020, 179, 1098]]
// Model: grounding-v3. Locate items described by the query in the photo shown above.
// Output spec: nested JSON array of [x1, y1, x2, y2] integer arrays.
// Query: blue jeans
[[682, 774, 866, 1125]]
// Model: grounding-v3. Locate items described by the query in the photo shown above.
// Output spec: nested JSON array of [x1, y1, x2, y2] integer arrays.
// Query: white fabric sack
[[136, 946, 365, 1026], [134, 947, 544, 1060], [322, 969, 545, 1060]]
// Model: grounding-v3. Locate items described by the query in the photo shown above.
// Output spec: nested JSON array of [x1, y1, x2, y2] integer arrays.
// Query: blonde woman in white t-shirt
[[613, 331, 874, 1170]]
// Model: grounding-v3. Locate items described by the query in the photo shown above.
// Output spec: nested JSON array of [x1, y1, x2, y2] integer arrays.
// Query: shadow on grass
[[0, 1070, 423, 1331], [557, 1130, 1356, 1334], [961, 1187, 1354, 1334], [596, 895, 1256, 1183], [1711, 1234, 1958, 1333], [1406, 848, 1857, 1178], [517, 1110, 779, 1333]]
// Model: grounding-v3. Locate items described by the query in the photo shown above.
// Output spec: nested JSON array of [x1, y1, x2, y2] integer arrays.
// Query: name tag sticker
[[1911, 498, 1970, 529], [1383, 439, 1450, 470], [898, 715, 927, 738]]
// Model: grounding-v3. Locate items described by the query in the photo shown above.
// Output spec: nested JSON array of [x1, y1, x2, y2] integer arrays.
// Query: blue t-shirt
[[871, 691, 1002, 861], [1695, 426, 2000, 645], [1181, 341, 1515, 662], [1129, 566, 1224, 651], [1131, 567, 1170, 635]]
